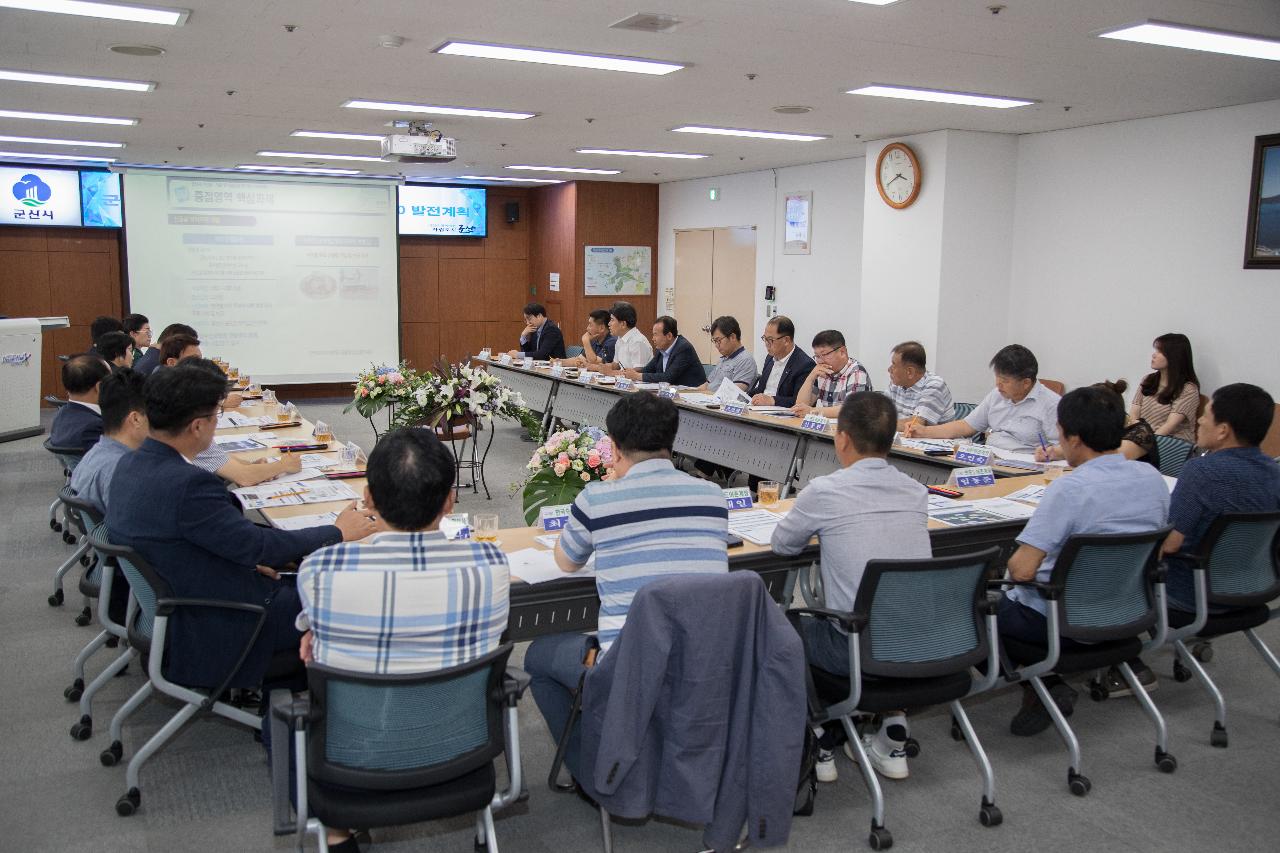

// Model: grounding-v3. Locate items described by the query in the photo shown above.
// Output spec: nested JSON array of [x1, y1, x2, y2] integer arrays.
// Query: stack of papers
[[271, 511, 339, 531], [679, 393, 721, 406], [232, 480, 358, 510], [727, 509, 786, 545], [506, 548, 594, 585]]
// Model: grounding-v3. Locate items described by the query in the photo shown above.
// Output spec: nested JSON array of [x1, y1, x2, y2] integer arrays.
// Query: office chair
[[1153, 435, 1194, 478], [49, 485, 93, 607], [42, 438, 85, 548]]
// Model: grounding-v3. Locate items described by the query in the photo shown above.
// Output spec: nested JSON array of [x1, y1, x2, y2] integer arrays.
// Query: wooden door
[[674, 229, 715, 362], [711, 226, 756, 354]]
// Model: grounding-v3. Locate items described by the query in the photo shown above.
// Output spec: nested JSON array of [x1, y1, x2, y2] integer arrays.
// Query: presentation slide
[[4, 166, 82, 226], [398, 185, 486, 236], [124, 172, 399, 384]]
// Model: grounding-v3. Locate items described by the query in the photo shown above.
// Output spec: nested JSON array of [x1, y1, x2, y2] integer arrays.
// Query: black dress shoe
[[329, 836, 361, 853]]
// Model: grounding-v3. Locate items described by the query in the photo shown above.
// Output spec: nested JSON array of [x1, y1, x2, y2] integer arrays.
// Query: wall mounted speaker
[[505, 201, 520, 224]]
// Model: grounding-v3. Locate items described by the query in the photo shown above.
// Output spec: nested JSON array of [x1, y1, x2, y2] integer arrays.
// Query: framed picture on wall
[[1244, 132, 1280, 269], [783, 191, 812, 255]]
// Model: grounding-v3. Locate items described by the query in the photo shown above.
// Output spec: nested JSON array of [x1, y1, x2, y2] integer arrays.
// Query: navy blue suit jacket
[[133, 347, 162, 376], [640, 336, 707, 387], [520, 320, 566, 360], [107, 438, 341, 688], [746, 349, 817, 408], [49, 402, 103, 452]]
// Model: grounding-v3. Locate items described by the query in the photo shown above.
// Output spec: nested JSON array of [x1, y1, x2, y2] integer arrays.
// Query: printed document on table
[[967, 497, 1037, 520], [269, 468, 325, 484], [233, 480, 357, 510], [299, 453, 339, 468], [927, 494, 957, 510], [895, 434, 956, 452], [506, 548, 595, 585], [213, 435, 267, 452], [270, 511, 339, 531], [728, 509, 786, 545], [748, 405, 792, 414], [927, 504, 1011, 527], [679, 393, 721, 406], [714, 377, 751, 404], [1004, 484, 1047, 505]]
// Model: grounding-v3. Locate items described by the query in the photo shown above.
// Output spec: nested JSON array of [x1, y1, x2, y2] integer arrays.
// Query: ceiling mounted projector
[[381, 120, 457, 163]]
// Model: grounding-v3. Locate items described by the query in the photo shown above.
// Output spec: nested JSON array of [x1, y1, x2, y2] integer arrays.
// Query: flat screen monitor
[[397, 185, 486, 237], [2, 166, 123, 228], [80, 171, 123, 227]]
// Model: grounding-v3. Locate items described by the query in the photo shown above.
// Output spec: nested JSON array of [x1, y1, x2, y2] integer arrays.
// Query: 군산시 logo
[[12, 173, 53, 207]]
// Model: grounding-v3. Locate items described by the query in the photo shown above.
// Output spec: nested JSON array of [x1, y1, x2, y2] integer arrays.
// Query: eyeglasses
[[760, 334, 790, 344], [710, 336, 725, 345], [813, 346, 845, 360]]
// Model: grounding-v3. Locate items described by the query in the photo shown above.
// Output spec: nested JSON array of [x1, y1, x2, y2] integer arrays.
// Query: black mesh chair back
[[855, 548, 1000, 679], [88, 527, 159, 654], [1198, 511, 1280, 607], [43, 438, 85, 474], [307, 644, 514, 792], [952, 402, 977, 422], [60, 491, 104, 593], [1049, 527, 1170, 643], [1154, 435, 1194, 478]]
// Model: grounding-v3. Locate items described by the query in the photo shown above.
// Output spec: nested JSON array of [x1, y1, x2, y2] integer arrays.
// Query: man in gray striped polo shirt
[[524, 392, 729, 777]]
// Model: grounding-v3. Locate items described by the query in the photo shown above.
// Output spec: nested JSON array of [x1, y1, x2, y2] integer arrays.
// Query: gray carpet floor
[[3, 401, 1279, 852]]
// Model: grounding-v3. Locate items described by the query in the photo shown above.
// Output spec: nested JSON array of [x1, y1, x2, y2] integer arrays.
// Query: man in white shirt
[[600, 301, 653, 371], [906, 344, 1060, 453]]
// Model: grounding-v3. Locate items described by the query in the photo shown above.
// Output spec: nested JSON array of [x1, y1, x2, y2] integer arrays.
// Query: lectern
[[0, 316, 70, 442]]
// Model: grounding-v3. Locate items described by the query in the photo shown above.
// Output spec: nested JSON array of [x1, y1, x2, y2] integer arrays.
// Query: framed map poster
[[584, 245, 652, 295]]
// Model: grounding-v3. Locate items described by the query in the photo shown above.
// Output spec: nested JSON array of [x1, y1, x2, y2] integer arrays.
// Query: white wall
[[1010, 98, 1280, 398], [658, 158, 864, 365]]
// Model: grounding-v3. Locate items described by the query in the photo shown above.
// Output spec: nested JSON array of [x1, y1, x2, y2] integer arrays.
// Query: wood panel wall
[[0, 227, 122, 399]]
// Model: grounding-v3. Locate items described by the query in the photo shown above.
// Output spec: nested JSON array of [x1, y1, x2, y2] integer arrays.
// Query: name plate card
[[521, 357, 534, 369], [498, 353, 513, 366], [722, 401, 746, 416], [581, 370, 597, 384], [954, 466, 996, 488], [615, 377, 635, 391], [658, 387, 679, 400], [723, 487, 754, 511], [477, 348, 491, 361], [440, 513, 471, 540], [954, 444, 993, 466], [549, 364, 564, 378], [539, 504, 572, 531], [800, 413, 831, 433]]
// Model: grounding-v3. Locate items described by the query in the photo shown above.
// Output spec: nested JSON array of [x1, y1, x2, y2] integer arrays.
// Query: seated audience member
[[181, 358, 300, 486], [1131, 332, 1201, 445], [906, 344, 1060, 453], [86, 315, 124, 359], [1035, 380, 1159, 468], [134, 323, 197, 376], [107, 363, 376, 694], [295, 428, 510, 853], [95, 330, 133, 369], [790, 329, 872, 418], [525, 393, 729, 777], [746, 316, 816, 408], [50, 355, 110, 452], [69, 368, 147, 515], [884, 341, 955, 429], [700, 315, 758, 392], [507, 302, 566, 360], [995, 386, 1169, 735], [123, 313, 151, 366], [601, 300, 653, 371], [620, 315, 707, 387], [561, 309, 616, 367], [773, 392, 930, 782], [160, 333, 202, 367]]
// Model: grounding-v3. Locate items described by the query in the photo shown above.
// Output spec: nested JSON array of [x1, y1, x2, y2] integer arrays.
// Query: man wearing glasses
[[790, 330, 872, 418], [700, 315, 758, 393], [746, 316, 815, 408]]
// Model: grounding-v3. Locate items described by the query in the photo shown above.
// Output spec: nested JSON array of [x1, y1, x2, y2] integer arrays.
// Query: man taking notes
[[620, 315, 707, 387], [790, 329, 872, 418], [905, 344, 1059, 453], [885, 341, 955, 429], [508, 302, 566, 360], [747, 316, 816, 408], [701, 315, 758, 392]]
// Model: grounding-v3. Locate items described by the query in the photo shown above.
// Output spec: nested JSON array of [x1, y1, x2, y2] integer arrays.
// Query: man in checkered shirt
[[790, 329, 873, 418]]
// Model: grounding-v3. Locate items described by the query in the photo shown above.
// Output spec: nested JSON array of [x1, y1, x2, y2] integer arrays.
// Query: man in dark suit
[[134, 322, 197, 376], [86, 315, 123, 361], [747, 316, 816, 408], [508, 302, 566, 360], [623, 315, 707, 388], [107, 364, 376, 690], [49, 354, 110, 451]]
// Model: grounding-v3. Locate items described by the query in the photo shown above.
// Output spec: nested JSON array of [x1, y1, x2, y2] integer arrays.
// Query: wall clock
[[875, 142, 921, 209]]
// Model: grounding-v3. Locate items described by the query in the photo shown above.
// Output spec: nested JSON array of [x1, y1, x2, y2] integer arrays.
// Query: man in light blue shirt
[[997, 386, 1170, 736], [702, 315, 758, 392], [70, 368, 148, 515]]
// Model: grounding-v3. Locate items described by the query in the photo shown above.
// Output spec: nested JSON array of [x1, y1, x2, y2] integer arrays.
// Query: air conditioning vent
[[610, 12, 684, 34]]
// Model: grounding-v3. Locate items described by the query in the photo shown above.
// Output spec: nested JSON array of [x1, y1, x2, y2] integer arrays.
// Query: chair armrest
[[986, 578, 1060, 600], [501, 667, 532, 706], [155, 596, 267, 618], [980, 597, 1001, 616], [787, 606, 864, 634], [269, 689, 315, 728]]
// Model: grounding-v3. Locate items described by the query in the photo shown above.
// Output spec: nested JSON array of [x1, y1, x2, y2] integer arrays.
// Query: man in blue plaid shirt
[[296, 429, 510, 676], [790, 329, 872, 418]]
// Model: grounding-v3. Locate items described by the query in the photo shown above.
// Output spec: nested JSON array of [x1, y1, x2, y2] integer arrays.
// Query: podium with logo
[[0, 317, 69, 443]]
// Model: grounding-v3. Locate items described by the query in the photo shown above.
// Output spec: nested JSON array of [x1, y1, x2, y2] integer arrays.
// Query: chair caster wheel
[[70, 715, 92, 741], [1210, 724, 1228, 748], [1068, 772, 1091, 796], [100, 741, 123, 767], [63, 531, 76, 545], [978, 802, 1002, 827], [115, 787, 140, 816], [48, 589, 64, 607], [50, 519, 62, 532], [1191, 640, 1213, 663], [868, 824, 893, 850], [1173, 661, 1192, 682], [950, 719, 964, 741], [1155, 749, 1177, 773], [64, 678, 84, 701], [1089, 681, 1108, 702], [74, 607, 92, 627], [903, 737, 920, 758], [79, 553, 91, 567]]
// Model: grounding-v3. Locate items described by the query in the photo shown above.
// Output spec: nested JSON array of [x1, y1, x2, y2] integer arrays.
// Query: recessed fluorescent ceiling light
[[507, 165, 621, 175], [671, 125, 828, 142], [847, 84, 1034, 108], [846, 0, 901, 5], [0, 134, 123, 147], [0, 150, 115, 161], [0, 108, 137, 125], [0, 1, 188, 25], [576, 148, 708, 159], [343, 99, 534, 120], [455, 175, 564, 184], [435, 40, 684, 75], [1097, 20, 1280, 61], [291, 130, 384, 142], [236, 164, 360, 175], [0, 68, 155, 91], [257, 150, 386, 162]]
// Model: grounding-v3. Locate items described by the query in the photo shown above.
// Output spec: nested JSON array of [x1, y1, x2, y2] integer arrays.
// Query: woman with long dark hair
[[1130, 333, 1200, 444]]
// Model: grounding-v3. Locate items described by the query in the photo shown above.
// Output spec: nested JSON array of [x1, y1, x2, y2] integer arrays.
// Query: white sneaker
[[845, 735, 909, 780], [815, 748, 838, 783]]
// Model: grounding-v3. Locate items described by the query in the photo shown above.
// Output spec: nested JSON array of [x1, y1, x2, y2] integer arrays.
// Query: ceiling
[[1, 0, 1278, 184]]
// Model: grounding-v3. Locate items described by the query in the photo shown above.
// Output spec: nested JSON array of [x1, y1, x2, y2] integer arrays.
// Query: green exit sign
[[709, 187, 720, 201]]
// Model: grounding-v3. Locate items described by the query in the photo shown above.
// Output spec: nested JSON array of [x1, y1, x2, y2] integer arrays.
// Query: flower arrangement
[[390, 358, 528, 431], [520, 426, 614, 524], [344, 363, 421, 439]]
